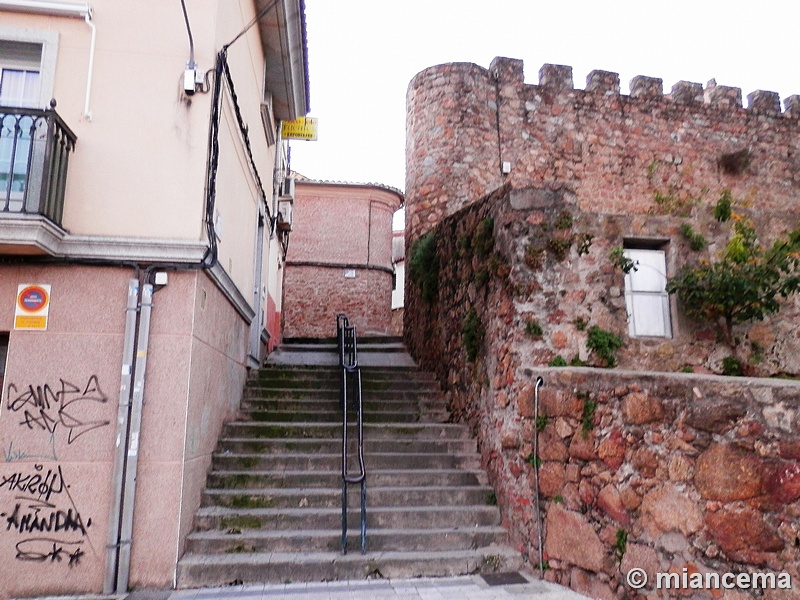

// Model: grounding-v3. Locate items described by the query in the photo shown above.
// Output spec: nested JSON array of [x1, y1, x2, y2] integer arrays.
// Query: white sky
[[289, 0, 800, 223]]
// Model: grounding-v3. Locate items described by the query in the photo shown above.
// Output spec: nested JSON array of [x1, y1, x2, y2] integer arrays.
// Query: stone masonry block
[[585, 70, 620, 95], [706, 82, 743, 109], [785, 94, 800, 113], [538, 64, 573, 91], [629, 76, 663, 99], [489, 56, 524, 86], [671, 81, 703, 105], [747, 90, 781, 112]]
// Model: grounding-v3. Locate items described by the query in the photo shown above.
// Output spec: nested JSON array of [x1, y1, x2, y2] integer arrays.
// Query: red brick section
[[283, 181, 402, 338], [283, 265, 392, 338]]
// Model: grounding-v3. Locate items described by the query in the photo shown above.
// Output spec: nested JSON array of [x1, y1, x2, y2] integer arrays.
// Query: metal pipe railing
[[337, 314, 366, 554]]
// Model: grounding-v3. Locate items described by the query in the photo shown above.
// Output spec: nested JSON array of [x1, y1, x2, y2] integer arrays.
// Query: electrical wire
[[179, 0, 195, 68], [224, 0, 280, 50]]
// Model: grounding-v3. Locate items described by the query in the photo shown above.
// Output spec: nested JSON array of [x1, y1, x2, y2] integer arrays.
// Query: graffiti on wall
[[0, 464, 92, 566], [3, 375, 111, 462]]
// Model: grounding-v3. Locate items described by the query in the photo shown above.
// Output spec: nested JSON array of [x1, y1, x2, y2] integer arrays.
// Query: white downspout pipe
[[82, 11, 96, 120], [0, 2, 96, 119]]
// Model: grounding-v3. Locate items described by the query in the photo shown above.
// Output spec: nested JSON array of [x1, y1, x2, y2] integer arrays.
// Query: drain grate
[[481, 571, 530, 586]]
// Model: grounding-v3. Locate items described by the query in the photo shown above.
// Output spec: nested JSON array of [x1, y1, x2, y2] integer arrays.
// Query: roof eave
[[259, 0, 309, 121]]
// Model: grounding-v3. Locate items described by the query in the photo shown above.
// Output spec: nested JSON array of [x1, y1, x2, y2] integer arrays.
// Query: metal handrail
[[337, 314, 366, 554]]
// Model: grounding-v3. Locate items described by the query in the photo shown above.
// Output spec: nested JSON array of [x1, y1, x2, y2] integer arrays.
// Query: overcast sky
[[289, 0, 800, 201]]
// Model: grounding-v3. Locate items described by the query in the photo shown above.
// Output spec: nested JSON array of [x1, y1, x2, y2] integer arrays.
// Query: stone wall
[[406, 57, 800, 245], [403, 187, 800, 599]]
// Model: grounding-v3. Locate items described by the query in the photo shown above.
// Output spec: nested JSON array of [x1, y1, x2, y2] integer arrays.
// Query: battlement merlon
[[484, 56, 798, 115]]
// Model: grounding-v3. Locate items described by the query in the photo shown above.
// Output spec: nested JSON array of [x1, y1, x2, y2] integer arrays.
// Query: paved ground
[[23, 574, 591, 600]]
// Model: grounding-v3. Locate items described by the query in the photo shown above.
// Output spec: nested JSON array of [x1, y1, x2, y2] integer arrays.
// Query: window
[[0, 40, 42, 106], [623, 248, 672, 338]]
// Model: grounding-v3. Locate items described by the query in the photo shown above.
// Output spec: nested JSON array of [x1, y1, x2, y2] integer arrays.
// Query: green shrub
[[461, 308, 484, 361], [680, 222, 707, 251], [580, 393, 597, 436], [548, 355, 567, 367], [613, 529, 628, 562], [472, 217, 495, 257], [666, 201, 800, 346], [609, 246, 636, 274], [722, 355, 743, 376], [408, 231, 439, 303], [586, 326, 624, 367], [525, 320, 543, 337], [554, 209, 573, 230]]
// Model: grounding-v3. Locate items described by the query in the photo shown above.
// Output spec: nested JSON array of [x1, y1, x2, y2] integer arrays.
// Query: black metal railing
[[0, 106, 76, 226], [337, 313, 366, 554]]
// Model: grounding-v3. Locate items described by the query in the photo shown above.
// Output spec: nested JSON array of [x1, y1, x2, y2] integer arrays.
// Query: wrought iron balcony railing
[[1, 106, 76, 227]]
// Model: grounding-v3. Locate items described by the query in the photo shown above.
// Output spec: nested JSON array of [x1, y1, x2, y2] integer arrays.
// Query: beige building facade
[[0, 0, 308, 596]]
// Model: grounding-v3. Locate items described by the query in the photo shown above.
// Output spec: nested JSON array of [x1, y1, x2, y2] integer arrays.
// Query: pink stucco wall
[[0, 266, 248, 596]]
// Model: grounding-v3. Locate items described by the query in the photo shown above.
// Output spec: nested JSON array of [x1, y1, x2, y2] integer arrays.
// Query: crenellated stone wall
[[406, 57, 800, 244]]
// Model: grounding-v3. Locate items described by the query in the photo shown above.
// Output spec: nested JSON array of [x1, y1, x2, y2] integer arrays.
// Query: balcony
[[0, 106, 76, 254]]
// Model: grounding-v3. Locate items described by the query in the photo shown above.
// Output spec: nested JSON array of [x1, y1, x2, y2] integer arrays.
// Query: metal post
[[533, 376, 544, 576]]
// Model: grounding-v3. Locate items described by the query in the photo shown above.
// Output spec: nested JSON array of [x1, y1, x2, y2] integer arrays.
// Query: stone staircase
[[176, 338, 524, 587]]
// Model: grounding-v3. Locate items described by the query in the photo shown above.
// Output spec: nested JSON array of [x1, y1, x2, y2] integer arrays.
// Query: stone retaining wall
[[403, 186, 800, 599]]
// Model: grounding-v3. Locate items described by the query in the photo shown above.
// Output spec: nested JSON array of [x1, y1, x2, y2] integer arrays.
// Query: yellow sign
[[281, 117, 318, 141], [14, 284, 51, 331]]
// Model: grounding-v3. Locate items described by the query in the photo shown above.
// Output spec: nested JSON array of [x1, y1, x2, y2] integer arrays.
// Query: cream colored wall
[[1, 3, 213, 240], [1, 0, 280, 309], [212, 0, 279, 319]]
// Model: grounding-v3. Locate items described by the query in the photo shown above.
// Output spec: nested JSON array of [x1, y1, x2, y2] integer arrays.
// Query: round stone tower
[[405, 61, 505, 244]]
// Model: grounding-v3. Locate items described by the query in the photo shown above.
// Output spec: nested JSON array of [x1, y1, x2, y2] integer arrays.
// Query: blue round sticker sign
[[18, 285, 49, 313]]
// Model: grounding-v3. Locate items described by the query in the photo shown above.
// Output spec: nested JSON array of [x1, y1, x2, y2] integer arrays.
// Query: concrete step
[[221, 422, 474, 441], [214, 437, 478, 455], [243, 388, 440, 401], [184, 525, 510, 554], [246, 382, 442, 396], [207, 469, 487, 490], [177, 546, 524, 587], [194, 504, 503, 533], [201, 485, 496, 510], [178, 355, 524, 590], [250, 373, 438, 389], [238, 410, 451, 425], [211, 452, 481, 471], [239, 398, 447, 414]]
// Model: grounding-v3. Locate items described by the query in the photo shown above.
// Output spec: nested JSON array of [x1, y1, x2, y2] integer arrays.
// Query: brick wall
[[283, 265, 393, 338], [283, 181, 402, 339]]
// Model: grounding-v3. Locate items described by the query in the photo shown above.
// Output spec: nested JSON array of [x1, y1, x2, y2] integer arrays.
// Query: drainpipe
[[82, 11, 96, 120], [104, 278, 139, 594], [115, 282, 154, 592], [103, 279, 155, 593]]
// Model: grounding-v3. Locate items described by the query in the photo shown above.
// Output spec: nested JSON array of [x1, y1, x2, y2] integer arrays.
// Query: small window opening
[[623, 247, 672, 338]]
